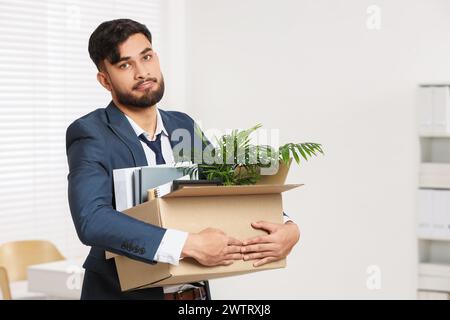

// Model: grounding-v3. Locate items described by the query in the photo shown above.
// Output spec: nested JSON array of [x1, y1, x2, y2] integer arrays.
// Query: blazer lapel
[[159, 109, 189, 163], [105, 101, 148, 167], [160, 109, 198, 163], [159, 110, 176, 149]]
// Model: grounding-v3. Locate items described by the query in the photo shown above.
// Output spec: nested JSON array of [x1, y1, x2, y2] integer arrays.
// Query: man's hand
[[241, 221, 300, 267], [181, 228, 243, 266]]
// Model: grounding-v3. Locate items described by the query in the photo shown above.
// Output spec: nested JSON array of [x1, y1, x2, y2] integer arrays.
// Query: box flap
[[105, 251, 118, 259], [122, 198, 161, 225], [162, 183, 303, 198], [114, 255, 172, 292], [137, 272, 252, 289]]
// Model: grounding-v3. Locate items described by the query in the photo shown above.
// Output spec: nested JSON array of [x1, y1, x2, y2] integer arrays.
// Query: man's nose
[[134, 62, 149, 80]]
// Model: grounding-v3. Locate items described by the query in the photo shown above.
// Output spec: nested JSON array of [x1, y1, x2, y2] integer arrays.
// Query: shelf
[[418, 277, 450, 292], [417, 290, 450, 299], [420, 139, 450, 163], [418, 236, 450, 241], [417, 84, 450, 295], [419, 163, 450, 189], [419, 83, 450, 87], [420, 262, 450, 277], [418, 263, 450, 292], [419, 134, 450, 138], [419, 181, 450, 189]]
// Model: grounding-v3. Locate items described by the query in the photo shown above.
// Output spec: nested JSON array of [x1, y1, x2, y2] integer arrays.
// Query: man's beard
[[114, 76, 165, 109]]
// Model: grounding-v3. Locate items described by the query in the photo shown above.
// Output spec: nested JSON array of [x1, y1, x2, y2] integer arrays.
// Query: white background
[[182, 0, 450, 299]]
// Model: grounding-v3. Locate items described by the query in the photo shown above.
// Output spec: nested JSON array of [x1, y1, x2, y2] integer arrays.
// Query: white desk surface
[[27, 258, 85, 300]]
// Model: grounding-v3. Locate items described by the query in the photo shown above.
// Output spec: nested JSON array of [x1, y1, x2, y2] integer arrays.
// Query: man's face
[[100, 33, 164, 109]]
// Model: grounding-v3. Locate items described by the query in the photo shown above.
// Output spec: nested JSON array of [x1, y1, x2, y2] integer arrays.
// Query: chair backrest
[[0, 266, 11, 300], [0, 240, 65, 282]]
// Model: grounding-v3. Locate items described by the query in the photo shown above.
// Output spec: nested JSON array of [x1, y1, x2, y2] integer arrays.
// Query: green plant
[[183, 124, 324, 185], [278, 142, 324, 166]]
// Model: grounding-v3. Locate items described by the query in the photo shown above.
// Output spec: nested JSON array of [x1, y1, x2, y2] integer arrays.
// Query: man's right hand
[[181, 228, 243, 266]]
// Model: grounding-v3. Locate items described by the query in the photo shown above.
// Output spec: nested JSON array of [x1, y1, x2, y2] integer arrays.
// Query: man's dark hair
[[88, 19, 152, 71]]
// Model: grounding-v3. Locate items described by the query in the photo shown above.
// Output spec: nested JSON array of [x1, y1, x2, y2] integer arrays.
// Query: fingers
[[225, 245, 243, 254], [241, 243, 276, 253], [227, 236, 243, 246], [218, 255, 278, 267], [242, 251, 273, 261], [224, 253, 243, 260], [253, 256, 277, 267], [251, 221, 278, 233], [242, 234, 272, 246]]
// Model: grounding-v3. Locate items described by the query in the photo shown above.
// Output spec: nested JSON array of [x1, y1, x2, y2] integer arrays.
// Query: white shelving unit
[[417, 84, 450, 300]]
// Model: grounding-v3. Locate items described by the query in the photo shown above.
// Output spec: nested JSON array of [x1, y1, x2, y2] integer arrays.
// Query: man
[[66, 18, 300, 300]]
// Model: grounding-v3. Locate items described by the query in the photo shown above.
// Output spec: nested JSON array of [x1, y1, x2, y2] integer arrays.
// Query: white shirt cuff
[[153, 229, 188, 266], [283, 214, 294, 224]]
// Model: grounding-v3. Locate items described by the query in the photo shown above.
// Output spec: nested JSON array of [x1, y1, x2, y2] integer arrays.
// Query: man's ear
[[97, 71, 112, 92]]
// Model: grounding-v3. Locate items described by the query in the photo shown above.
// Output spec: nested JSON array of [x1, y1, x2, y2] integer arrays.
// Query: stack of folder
[[112, 162, 197, 211]]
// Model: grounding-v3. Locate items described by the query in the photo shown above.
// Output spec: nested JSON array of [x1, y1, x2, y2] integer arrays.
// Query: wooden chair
[[0, 240, 65, 299], [0, 266, 11, 300]]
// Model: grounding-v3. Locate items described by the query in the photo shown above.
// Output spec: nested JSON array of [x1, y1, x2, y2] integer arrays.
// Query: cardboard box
[[113, 183, 301, 291], [104, 166, 290, 262]]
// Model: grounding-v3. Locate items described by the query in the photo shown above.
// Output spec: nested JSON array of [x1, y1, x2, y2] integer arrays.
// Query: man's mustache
[[133, 77, 157, 90]]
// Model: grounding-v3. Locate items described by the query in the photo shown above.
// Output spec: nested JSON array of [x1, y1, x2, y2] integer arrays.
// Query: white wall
[[184, 0, 450, 299]]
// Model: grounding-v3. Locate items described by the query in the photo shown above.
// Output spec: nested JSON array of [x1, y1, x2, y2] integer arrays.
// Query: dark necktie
[[139, 133, 166, 165]]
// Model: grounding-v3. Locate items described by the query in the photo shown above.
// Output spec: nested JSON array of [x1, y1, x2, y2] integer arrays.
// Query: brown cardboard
[[113, 183, 302, 291], [104, 197, 160, 260], [162, 183, 299, 198], [104, 184, 298, 259]]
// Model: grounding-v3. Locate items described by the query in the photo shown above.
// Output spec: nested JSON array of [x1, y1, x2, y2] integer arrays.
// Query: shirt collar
[[125, 107, 169, 141]]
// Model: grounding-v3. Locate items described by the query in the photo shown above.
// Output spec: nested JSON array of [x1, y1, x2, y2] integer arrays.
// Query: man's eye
[[119, 63, 130, 69], [143, 54, 152, 61]]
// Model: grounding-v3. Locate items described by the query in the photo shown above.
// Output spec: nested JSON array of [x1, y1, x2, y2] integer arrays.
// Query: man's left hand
[[241, 221, 300, 267]]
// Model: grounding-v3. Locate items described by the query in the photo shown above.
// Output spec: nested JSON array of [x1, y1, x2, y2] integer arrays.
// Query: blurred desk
[[27, 258, 84, 299]]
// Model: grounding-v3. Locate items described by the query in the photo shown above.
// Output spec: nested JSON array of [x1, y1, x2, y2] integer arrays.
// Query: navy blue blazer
[[66, 101, 204, 299]]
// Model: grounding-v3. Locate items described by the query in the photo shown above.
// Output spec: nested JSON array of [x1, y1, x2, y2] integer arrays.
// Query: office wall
[[184, 0, 450, 298]]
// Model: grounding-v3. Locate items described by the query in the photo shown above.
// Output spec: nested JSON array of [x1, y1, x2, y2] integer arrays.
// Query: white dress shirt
[[124, 109, 188, 267]]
